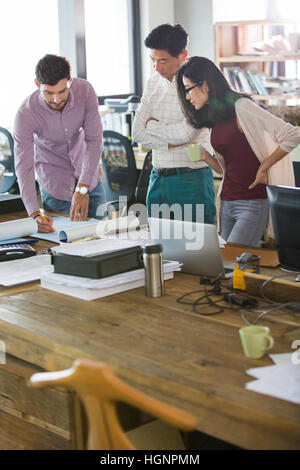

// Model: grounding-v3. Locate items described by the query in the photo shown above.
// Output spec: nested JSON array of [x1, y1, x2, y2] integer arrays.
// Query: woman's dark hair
[[176, 56, 250, 128], [35, 54, 71, 85], [145, 24, 188, 57]]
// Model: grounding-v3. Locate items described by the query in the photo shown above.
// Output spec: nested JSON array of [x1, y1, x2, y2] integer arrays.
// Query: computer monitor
[[267, 185, 300, 272]]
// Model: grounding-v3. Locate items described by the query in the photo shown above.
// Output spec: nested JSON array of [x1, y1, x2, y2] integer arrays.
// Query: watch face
[[76, 186, 88, 195]]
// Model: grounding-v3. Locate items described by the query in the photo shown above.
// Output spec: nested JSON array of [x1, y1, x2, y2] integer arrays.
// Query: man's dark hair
[[144, 24, 188, 57], [35, 54, 71, 85]]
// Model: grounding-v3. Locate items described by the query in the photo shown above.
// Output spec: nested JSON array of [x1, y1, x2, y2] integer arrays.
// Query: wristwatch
[[75, 185, 89, 195]]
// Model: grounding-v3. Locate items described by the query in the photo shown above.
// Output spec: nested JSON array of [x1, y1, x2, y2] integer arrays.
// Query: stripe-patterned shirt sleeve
[[14, 78, 102, 216]]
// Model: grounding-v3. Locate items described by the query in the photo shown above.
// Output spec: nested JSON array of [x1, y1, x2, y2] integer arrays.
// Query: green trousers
[[146, 167, 216, 224]]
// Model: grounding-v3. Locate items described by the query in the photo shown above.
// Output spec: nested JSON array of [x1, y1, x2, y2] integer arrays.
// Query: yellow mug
[[185, 144, 203, 162], [239, 325, 274, 359]]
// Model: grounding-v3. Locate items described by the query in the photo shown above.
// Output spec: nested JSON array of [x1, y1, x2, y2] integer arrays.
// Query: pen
[[37, 212, 55, 232]]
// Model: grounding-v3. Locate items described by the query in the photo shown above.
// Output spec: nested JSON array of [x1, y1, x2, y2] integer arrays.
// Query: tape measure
[[232, 265, 254, 290], [232, 252, 261, 291]]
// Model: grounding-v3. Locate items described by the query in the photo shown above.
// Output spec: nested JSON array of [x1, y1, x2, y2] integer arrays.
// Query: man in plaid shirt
[[132, 24, 216, 224]]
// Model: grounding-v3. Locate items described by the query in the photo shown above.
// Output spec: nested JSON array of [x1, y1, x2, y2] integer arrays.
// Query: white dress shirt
[[132, 71, 213, 169]]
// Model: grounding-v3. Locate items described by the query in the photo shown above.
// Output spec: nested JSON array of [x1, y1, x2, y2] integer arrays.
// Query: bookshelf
[[214, 20, 300, 103]]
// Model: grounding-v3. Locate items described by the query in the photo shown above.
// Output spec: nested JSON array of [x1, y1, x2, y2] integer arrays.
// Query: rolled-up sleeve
[[237, 98, 300, 153]]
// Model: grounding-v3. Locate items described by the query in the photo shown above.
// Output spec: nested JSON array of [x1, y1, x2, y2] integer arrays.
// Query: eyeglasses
[[185, 82, 203, 94]]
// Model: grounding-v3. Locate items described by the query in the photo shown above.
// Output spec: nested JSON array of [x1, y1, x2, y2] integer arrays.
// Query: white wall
[[139, 0, 214, 87], [58, 0, 78, 75], [174, 0, 214, 59], [213, 0, 269, 22], [140, 0, 175, 86]]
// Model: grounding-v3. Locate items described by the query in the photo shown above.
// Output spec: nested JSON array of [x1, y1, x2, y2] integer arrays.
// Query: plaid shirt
[[132, 71, 212, 169]]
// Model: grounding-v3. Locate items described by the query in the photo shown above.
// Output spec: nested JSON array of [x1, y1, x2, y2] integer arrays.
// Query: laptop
[[149, 217, 234, 278]]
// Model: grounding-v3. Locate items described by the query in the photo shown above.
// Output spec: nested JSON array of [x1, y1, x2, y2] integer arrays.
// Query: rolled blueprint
[[59, 215, 140, 242], [0, 218, 38, 241]]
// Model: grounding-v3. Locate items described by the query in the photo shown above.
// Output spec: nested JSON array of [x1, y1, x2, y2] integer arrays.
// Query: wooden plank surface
[[0, 357, 71, 436], [1, 212, 300, 449], [0, 273, 299, 449], [245, 271, 300, 302], [0, 410, 71, 450]]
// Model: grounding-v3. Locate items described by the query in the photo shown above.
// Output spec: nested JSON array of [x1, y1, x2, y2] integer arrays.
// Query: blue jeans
[[220, 199, 269, 247], [40, 179, 106, 219], [146, 167, 216, 224]]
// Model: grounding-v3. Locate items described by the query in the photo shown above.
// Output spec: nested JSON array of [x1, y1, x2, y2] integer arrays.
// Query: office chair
[[293, 161, 300, 187], [134, 150, 152, 204], [102, 150, 152, 223], [100, 133, 152, 221], [125, 150, 152, 224], [0, 127, 17, 193], [101, 130, 138, 204], [29, 359, 196, 450]]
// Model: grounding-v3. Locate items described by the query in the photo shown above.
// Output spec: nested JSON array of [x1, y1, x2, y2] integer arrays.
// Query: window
[[0, 0, 59, 129], [0, 0, 142, 127], [84, 0, 131, 97]]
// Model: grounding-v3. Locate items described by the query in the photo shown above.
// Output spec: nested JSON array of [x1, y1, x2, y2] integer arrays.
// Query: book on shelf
[[223, 66, 268, 95], [248, 72, 268, 95], [40, 260, 181, 301], [245, 71, 260, 93], [224, 68, 243, 92], [237, 70, 253, 93]]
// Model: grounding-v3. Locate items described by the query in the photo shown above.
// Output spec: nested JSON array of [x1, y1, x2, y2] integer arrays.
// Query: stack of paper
[[41, 260, 181, 301], [218, 235, 227, 249], [0, 255, 52, 286], [245, 353, 300, 405]]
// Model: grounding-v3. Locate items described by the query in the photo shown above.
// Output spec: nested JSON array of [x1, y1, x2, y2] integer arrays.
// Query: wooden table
[[0, 212, 300, 450]]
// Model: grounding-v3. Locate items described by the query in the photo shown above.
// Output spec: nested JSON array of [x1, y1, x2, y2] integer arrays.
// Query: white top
[[215, 97, 300, 236], [132, 71, 212, 169]]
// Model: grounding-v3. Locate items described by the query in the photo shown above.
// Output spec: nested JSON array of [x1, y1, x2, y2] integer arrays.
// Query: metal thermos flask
[[142, 244, 164, 297]]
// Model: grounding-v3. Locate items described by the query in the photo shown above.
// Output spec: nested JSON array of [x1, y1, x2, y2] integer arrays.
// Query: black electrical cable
[[176, 276, 259, 316], [241, 273, 300, 325]]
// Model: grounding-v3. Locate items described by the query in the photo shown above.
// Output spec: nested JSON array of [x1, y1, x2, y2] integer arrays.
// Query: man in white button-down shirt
[[132, 24, 216, 224]]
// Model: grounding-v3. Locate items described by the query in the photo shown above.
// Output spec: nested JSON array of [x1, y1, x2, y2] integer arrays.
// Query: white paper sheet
[[0, 254, 52, 286], [51, 238, 142, 257], [218, 234, 227, 248], [30, 217, 99, 243], [41, 260, 181, 290], [102, 227, 151, 244], [245, 353, 300, 405], [0, 218, 38, 241]]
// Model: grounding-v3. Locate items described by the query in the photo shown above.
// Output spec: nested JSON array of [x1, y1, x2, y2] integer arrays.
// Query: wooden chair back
[[29, 359, 196, 450]]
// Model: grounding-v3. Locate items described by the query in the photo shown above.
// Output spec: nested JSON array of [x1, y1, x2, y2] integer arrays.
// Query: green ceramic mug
[[239, 325, 274, 359], [185, 144, 203, 162]]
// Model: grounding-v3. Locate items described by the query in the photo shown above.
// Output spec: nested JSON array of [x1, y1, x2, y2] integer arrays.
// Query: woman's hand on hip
[[249, 167, 268, 189]]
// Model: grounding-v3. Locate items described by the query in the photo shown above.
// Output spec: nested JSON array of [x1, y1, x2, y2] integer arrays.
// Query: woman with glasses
[[176, 56, 300, 246]]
